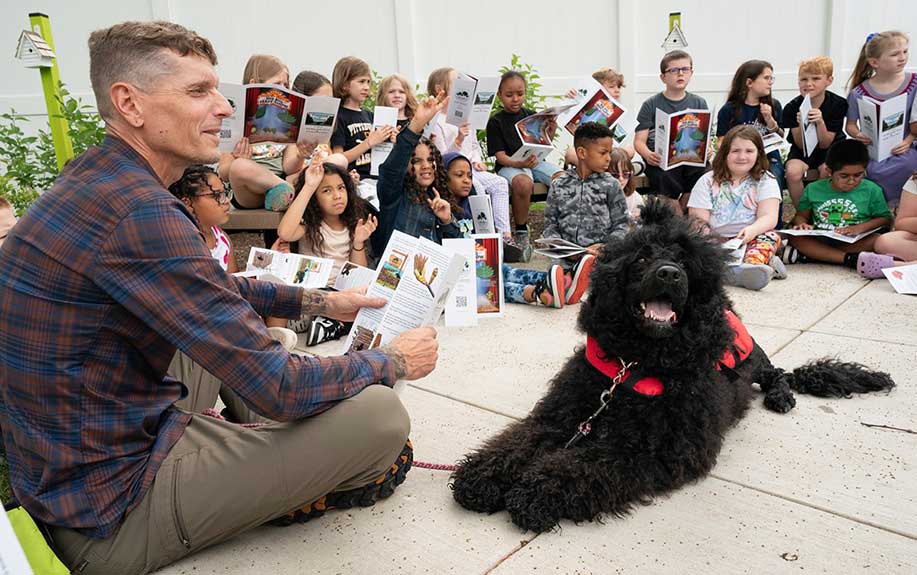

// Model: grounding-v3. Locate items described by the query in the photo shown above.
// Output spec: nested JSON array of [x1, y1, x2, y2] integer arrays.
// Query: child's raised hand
[[414, 91, 450, 128], [426, 187, 453, 223], [564, 88, 578, 100], [854, 132, 872, 145], [760, 103, 774, 123], [303, 161, 325, 190], [367, 125, 396, 147], [455, 122, 471, 146], [807, 108, 823, 125], [354, 214, 378, 245], [349, 169, 361, 186], [231, 137, 252, 160], [270, 238, 291, 253]]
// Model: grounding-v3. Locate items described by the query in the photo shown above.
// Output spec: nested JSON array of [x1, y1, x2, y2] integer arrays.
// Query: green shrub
[[0, 84, 104, 216]]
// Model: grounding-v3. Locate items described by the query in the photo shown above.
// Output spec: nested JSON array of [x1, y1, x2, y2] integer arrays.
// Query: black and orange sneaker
[[271, 440, 413, 526]]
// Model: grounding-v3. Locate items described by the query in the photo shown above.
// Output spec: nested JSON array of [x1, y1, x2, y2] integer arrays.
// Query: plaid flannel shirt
[[0, 136, 396, 538]]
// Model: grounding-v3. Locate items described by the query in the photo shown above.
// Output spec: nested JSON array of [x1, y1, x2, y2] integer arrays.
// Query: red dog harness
[[585, 309, 753, 396]]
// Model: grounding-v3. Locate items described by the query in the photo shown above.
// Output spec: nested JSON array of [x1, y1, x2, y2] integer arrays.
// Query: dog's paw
[[504, 482, 563, 533], [764, 390, 796, 413], [450, 459, 508, 513]]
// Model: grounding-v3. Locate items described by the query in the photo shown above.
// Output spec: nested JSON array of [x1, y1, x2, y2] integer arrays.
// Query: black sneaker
[[307, 317, 348, 346], [270, 440, 413, 526]]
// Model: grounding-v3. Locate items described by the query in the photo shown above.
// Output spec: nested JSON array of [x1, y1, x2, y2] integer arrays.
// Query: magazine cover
[[655, 108, 712, 170], [243, 84, 307, 145], [558, 78, 626, 136], [472, 234, 504, 317]]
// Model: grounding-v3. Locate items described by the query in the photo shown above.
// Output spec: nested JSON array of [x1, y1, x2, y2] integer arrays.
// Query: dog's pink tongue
[[644, 300, 675, 322]]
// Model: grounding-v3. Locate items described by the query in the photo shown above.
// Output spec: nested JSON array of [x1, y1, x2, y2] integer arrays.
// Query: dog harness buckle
[[564, 359, 636, 449]]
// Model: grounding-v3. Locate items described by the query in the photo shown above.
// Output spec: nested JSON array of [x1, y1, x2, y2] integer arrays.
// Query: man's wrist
[[300, 289, 328, 319], [379, 344, 407, 379]]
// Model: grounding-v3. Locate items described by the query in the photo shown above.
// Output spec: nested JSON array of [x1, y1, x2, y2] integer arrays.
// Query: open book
[[533, 237, 587, 259], [857, 92, 907, 163], [509, 103, 576, 164], [654, 108, 712, 170], [799, 94, 819, 157], [557, 77, 627, 137], [218, 83, 340, 152], [778, 228, 879, 244], [333, 261, 377, 291], [446, 72, 500, 131], [342, 231, 465, 353], [237, 247, 335, 288], [883, 263, 917, 295]]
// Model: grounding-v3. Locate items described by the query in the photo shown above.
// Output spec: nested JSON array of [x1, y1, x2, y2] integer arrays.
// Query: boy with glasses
[[634, 50, 709, 210], [786, 139, 893, 267]]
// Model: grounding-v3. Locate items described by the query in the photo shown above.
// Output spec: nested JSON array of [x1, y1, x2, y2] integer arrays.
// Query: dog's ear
[[638, 196, 680, 227]]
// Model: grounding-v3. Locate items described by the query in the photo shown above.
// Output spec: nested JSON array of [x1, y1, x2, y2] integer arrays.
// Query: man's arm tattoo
[[300, 289, 328, 318], [379, 344, 407, 380]]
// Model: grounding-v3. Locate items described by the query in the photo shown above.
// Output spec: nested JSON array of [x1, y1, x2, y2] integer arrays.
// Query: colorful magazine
[[654, 108, 712, 170], [557, 77, 627, 136], [509, 103, 575, 164]]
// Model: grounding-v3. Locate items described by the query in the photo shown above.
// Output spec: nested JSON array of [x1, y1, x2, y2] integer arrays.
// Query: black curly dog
[[451, 198, 895, 533]]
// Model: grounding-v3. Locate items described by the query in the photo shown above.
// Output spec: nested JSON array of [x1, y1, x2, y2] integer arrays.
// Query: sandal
[[857, 252, 895, 279]]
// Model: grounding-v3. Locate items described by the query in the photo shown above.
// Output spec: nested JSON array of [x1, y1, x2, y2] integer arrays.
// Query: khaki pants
[[49, 354, 410, 575]]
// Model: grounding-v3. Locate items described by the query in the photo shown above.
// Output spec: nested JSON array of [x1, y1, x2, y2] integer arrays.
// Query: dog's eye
[[637, 257, 647, 264]]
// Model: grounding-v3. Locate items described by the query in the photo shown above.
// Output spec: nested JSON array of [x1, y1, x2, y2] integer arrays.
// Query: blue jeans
[[498, 161, 562, 187], [502, 264, 547, 304]]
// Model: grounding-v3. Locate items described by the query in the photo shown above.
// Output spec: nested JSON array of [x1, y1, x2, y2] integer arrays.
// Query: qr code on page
[[455, 111, 463, 118], [456, 295, 468, 308]]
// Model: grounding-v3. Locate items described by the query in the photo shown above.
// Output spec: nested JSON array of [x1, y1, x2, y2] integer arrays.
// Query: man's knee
[[353, 385, 411, 446]]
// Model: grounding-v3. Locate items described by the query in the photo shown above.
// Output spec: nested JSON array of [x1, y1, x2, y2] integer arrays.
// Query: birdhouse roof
[[16, 30, 56, 59], [661, 23, 688, 50]]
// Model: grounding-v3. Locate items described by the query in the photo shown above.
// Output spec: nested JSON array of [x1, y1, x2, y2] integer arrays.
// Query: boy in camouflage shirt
[[543, 122, 630, 304]]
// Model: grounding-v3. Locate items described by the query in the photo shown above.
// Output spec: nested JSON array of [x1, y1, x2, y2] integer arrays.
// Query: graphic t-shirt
[[331, 107, 374, 179], [687, 172, 781, 237], [798, 179, 893, 229]]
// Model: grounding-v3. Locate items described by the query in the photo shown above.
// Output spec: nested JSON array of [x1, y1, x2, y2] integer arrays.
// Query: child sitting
[[376, 74, 418, 129], [331, 57, 395, 182], [217, 55, 308, 212], [610, 147, 644, 225], [278, 161, 377, 344], [845, 31, 917, 208], [717, 60, 786, 192], [635, 50, 709, 211], [426, 67, 513, 247], [688, 125, 783, 290], [442, 151, 566, 309], [857, 175, 917, 277], [487, 71, 564, 261], [782, 57, 849, 206], [786, 139, 893, 268], [544, 123, 630, 304]]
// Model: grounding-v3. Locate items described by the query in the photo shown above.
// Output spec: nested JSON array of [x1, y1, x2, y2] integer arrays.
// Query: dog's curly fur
[[450, 198, 895, 533]]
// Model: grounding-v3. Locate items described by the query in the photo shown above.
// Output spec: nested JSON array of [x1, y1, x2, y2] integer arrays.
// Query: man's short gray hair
[[88, 21, 218, 122]]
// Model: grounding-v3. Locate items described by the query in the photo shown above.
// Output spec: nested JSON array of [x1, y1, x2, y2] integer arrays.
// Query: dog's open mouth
[[639, 298, 678, 325]]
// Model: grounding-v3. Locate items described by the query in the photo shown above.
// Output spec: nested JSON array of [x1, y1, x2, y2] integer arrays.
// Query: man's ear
[[109, 82, 145, 128]]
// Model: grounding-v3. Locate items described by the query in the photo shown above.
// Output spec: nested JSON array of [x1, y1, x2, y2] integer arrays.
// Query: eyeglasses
[[195, 190, 233, 204], [611, 171, 633, 179], [664, 66, 693, 76], [835, 171, 866, 182]]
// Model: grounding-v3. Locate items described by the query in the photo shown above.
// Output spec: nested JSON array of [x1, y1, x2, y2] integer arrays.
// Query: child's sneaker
[[270, 440, 413, 526], [512, 229, 533, 263], [769, 254, 788, 280], [307, 317, 348, 346], [783, 245, 808, 265], [532, 265, 565, 308], [727, 263, 774, 291], [264, 182, 295, 212], [503, 235, 524, 263], [565, 254, 595, 305]]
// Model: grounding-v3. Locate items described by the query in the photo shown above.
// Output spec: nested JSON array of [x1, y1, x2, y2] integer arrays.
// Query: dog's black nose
[[655, 265, 682, 284]]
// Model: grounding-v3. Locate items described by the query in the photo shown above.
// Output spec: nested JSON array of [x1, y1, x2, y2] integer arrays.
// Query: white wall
[[2, 0, 917, 124]]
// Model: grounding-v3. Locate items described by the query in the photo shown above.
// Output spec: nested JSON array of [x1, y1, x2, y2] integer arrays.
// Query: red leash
[[413, 460, 458, 471]]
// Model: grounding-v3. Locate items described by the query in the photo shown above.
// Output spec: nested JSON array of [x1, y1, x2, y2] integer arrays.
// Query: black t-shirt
[[396, 118, 410, 130], [331, 107, 374, 179], [716, 100, 784, 137], [782, 90, 848, 152], [486, 108, 533, 171]]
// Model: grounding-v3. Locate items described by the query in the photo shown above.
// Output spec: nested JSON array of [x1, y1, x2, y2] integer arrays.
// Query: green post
[[29, 12, 74, 170]]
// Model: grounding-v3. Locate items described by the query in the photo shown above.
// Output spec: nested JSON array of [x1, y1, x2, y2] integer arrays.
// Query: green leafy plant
[[0, 84, 105, 215], [363, 69, 385, 113]]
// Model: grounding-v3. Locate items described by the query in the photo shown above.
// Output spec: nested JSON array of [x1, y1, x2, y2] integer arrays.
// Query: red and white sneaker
[[565, 254, 595, 305], [533, 265, 566, 309]]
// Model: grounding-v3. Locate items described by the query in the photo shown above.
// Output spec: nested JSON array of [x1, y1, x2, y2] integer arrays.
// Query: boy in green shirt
[[787, 139, 893, 267]]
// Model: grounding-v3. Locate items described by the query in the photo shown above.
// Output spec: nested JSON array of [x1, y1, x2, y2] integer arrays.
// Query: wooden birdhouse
[[661, 23, 688, 50], [16, 30, 56, 68]]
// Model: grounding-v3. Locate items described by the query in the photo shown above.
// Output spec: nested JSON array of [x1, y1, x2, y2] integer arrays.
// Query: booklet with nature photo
[[469, 194, 495, 234], [857, 92, 907, 163], [778, 228, 879, 244], [239, 247, 334, 289], [370, 106, 398, 176], [654, 108, 712, 170], [799, 94, 820, 157], [533, 237, 588, 259], [218, 83, 339, 152], [557, 77, 627, 137], [446, 73, 500, 131], [342, 231, 465, 353], [442, 238, 478, 327], [509, 103, 576, 164], [761, 131, 787, 155], [882, 263, 917, 295], [333, 261, 377, 291]]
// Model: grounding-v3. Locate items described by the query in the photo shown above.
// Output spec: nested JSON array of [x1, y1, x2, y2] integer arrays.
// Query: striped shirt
[[0, 136, 396, 539]]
